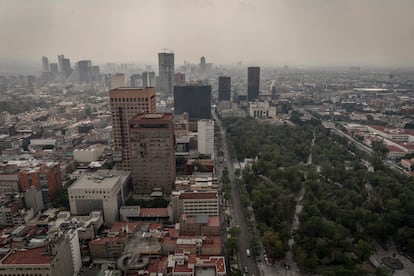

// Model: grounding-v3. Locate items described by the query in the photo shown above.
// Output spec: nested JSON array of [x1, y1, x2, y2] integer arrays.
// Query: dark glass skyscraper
[[158, 52, 175, 95], [174, 84, 211, 121], [218, 76, 231, 101], [247, 66, 260, 101]]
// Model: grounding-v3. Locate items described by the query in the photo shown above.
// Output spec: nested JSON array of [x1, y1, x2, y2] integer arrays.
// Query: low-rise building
[[68, 170, 131, 225]]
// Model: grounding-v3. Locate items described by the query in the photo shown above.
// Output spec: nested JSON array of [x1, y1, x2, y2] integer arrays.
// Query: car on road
[[244, 266, 248, 273]]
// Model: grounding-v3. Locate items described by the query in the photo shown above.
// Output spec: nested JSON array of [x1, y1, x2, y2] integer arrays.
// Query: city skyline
[[0, 0, 414, 69]]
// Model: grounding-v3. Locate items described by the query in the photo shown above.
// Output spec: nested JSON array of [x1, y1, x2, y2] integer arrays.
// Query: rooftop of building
[[69, 170, 130, 190], [110, 221, 141, 234], [139, 208, 169, 217], [1, 246, 54, 265], [179, 192, 217, 200], [129, 112, 173, 124], [109, 87, 155, 97], [89, 235, 128, 245]]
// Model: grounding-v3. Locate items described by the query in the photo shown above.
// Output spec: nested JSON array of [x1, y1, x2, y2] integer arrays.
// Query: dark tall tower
[[218, 76, 231, 101], [42, 56, 49, 72], [174, 84, 211, 121], [129, 113, 176, 194], [158, 52, 175, 95], [248, 67, 260, 101]]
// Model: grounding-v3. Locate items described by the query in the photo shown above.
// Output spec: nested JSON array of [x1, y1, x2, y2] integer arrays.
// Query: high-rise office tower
[[129, 113, 175, 194], [88, 66, 100, 83], [197, 119, 215, 158], [130, 74, 141, 87], [42, 56, 50, 72], [175, 73, 185, 86], [174, 84, 211, 121], [247, 67, 260, 101], [218, 76, 231, 101], [58, 54, 64, 71], [142, 71, 155, 87], [111, 73, 126, 89], [158, 52, 175, 95], [78, 60, 91, 84], [62, 58, 72, 79], [109, 87, 156, 170], [50, 63, 59, 80]]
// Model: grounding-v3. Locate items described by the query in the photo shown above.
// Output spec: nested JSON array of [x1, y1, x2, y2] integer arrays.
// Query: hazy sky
[[1, 0, 414, 67]]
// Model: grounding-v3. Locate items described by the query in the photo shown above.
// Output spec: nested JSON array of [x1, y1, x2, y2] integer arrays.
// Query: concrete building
[[111, 73, 126, 89], [74, 148, 103, 163], [174, 84, 212, 121], [66, 228, 82, 274], [0, 232, 75, 276], [197, 120, 214, 159], [158, 52, 175, 95], [18, 162, 62, 206], [68, 170, 131, 225], [142, 71, 155, 87], [109, 87, 157, 170], [130, 74, 142, 87], [129, 113, 176, 194], [0, 168, 20, 193], [180, 214, 220, 236], [171, 192, 219, 222], [248, 66, 260, 101], [24, 186, 44, 213], [249, 101, 277, 119], [218, 76, 231, 101], [175, 72, 186, 85]]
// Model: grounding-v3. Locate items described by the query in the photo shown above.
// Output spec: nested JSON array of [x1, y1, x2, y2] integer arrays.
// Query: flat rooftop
[[69, 170, 130, 190], [2, 246, 53, 265]]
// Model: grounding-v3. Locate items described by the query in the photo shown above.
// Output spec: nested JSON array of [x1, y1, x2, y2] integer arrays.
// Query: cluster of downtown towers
[[110, 52, 261, 195]]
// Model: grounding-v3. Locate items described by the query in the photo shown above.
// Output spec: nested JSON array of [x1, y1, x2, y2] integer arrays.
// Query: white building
[[68, 170, 131, 225], [197, 120, 214, 159], [73, 147, 103, 163], [66, 228, 82, 275], [248, 101, 277, 119], [171, 191, 219, 222]]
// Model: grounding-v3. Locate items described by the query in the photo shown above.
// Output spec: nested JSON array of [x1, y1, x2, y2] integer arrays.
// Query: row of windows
[[110, 97, 149, 102]]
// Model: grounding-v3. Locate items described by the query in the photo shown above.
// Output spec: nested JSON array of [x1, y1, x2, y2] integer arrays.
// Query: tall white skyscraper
[[197, 119, 215, 159]]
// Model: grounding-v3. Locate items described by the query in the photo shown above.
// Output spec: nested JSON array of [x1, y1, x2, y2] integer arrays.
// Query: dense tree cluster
[[223, 116, 414, 274], [223, 117, 313, 259]]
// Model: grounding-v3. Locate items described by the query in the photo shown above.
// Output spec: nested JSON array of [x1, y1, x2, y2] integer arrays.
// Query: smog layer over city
[[0, 1, 414, 276]]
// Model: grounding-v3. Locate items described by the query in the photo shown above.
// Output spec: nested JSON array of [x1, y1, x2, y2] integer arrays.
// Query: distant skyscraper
[[175, 73, 185, 86], [158, 52, 175, 95], [130, 74, 141, 87], [174, 84, 211, 121], [129, 113, 175, 194], [88, 66, 100, 83], [78, 60, 91, 84], [50, 63, 59, 80], [111, 73, 126, 89], [58, 54, 64, 71], [62, 58, 72, 79], [248, 67, 260, 101], [142, 71, 155, 87], [218, 76, 231, 101], [42, 56, 49, 72], [109, 87, 156, 170], [200, 56, 206, 73]]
